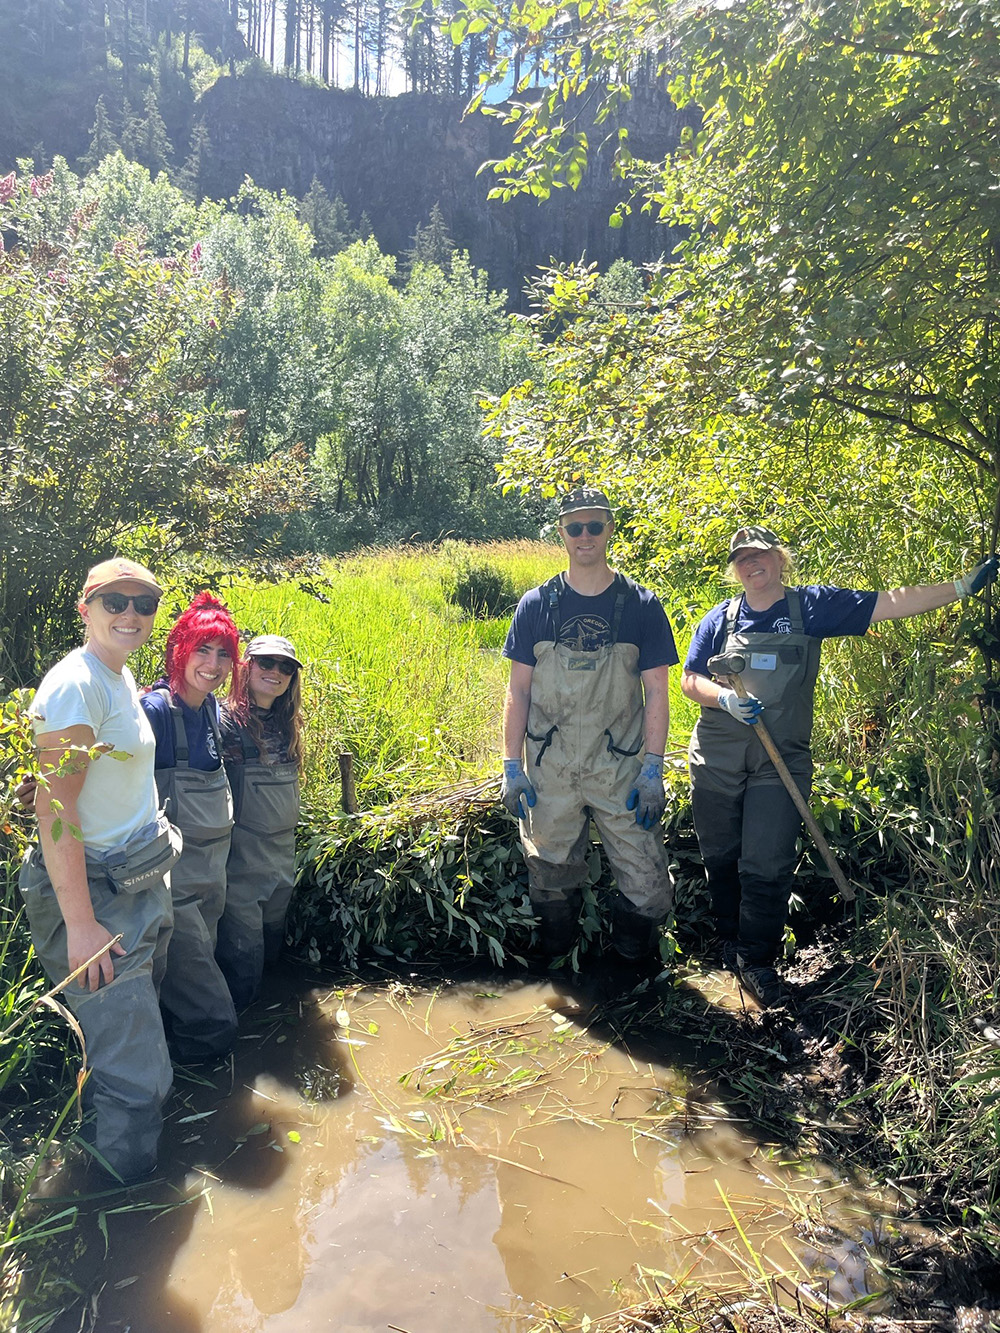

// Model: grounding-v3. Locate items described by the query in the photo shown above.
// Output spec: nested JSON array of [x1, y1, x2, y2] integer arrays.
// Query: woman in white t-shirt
[[19, 558, 177, 1183]]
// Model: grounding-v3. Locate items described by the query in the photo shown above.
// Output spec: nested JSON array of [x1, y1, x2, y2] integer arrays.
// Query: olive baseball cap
[[245, 634, 302, 667], [559, 488, 613, 518], [727, 525, 782, 562]]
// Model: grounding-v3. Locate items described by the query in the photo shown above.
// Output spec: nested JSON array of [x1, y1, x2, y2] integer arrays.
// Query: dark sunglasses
[[251, 655, 297, 676], [562, 520, 608, 537], [87, 592, 160, 617]]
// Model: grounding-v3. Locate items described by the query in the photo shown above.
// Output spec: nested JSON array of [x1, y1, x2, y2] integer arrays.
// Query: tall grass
[[221, 540, 698, 805]]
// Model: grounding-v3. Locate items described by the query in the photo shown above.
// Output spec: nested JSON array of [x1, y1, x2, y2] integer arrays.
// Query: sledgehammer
[[707, 651, 856, 903]]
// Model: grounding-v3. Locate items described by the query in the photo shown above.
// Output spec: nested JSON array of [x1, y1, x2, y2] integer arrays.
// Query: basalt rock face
[[197, 74, 697, 303]]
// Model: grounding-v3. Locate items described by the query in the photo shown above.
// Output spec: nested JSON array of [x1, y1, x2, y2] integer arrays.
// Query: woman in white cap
[[681, 525, 998, 1009], [19, 558, 177, 1182], [215, 635, 304, 1009]]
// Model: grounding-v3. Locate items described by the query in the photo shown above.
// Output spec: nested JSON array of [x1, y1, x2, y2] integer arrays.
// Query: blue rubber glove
[[718, 689, 764, 725], [626, 754, 665, 830], [501, 758, 537, 820], [955, 555, 1000, 598]]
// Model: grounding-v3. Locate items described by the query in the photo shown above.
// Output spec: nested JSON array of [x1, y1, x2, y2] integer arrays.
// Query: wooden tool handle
[[728, 676, 856, 902]]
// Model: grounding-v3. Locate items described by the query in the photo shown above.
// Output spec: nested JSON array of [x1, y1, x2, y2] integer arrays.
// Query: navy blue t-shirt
[[684, 585, 878, 677], [504, 575, 679, 672], [140, 688, 223, 772]]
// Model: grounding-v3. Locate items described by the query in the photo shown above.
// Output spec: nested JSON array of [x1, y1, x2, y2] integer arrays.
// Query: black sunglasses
[[251, 655, 297, 676], [87, 592, 160, 617], [562, 520, 609, 537]]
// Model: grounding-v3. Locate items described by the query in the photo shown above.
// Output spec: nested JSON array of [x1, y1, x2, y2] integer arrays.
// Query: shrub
[[443, 561, 518, 620]]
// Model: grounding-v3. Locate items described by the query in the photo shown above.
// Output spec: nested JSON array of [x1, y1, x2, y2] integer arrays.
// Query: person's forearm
[[37, 810, 97, 930], [681, 669, 727, 708], [871, 582, 960, 623], [502, 686, 530, 759], [640, 670, 670, 755]]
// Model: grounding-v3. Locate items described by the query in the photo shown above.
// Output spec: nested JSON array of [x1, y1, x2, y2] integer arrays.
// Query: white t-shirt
[[30, 647, 158, 852]]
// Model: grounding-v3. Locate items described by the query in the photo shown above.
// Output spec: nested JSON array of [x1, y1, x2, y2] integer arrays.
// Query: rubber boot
[[611, 901, 661, 961], [532, 894, 581, 960]]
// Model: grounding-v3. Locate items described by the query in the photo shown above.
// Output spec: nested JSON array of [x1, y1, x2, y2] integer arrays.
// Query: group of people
[[19, 504, 998, 1184], [21, 559, 304, 1182], [501, 488, 998, 1008]]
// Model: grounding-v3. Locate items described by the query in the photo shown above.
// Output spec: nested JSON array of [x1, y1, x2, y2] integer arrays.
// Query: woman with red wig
[[140, 592, 242, 1063]]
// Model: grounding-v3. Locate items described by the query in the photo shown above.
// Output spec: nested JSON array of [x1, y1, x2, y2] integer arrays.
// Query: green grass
[[221, 540, 699, 805]]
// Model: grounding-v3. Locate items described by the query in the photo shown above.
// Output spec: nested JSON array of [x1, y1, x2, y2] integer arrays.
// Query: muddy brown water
[[43, 971, 891, 1332]]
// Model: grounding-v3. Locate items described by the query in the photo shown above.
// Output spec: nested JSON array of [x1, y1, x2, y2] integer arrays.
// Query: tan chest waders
[[153, 692, 238, 1062], [216, 718, 300, 1011], [520, 574, 671, 923], [688, 587, 822, 966]]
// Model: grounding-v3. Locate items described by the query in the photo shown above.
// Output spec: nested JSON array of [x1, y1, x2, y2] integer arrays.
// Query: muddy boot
[[736, 954, 788, 1010], [532, 894, 581, 962], [611, 902, 661, 962]]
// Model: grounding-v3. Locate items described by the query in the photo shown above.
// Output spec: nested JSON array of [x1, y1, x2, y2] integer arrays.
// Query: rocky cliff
[[197, 74, 697, 302]]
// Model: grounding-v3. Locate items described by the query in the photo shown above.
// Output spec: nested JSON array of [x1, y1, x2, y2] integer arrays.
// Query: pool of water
[[42, 972, 890, 1332]]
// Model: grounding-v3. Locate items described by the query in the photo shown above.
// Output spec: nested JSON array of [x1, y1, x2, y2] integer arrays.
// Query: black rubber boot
[[532, 894, 581, 960], [611, 902, 661, 962]]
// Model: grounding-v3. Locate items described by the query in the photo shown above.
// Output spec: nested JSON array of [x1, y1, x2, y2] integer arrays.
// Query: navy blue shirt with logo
[[684, 585, 878, 678], [503, 575, 679, 672], [140, 687, 223, 772]]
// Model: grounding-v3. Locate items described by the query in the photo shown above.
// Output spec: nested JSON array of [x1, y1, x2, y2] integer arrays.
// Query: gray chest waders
[[18, 834, 174, 1181], [216, 719, 300, 1011], [153, 692, 238, 1061], [687, 587, 824, 965], [519, 573, 671, 922]]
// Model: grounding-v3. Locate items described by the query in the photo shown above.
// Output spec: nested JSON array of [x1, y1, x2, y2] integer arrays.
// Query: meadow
[[218, 540, 702, 807]]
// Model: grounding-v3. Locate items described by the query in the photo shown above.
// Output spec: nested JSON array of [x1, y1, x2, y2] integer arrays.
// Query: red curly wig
[[165, 592, 244, 704]]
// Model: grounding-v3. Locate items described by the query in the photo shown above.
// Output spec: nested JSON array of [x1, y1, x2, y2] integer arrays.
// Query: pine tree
[[298, 178, 358, 257], [176, 119, 211, 199], [135, 88, 174, 175], [79, 94, 120, 172], [405, 202, 455, 273]]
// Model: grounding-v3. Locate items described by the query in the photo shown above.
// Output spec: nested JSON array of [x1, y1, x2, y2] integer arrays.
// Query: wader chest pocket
[[238, 772, 300, 836]]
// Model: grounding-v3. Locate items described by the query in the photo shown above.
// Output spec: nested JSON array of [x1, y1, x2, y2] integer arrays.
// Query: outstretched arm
[[871, 556, 999, 623]]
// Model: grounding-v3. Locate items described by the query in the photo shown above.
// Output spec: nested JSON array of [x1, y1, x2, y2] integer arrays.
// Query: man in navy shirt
[[502, 488, 678, 965], [682, 523, 998, 1008]]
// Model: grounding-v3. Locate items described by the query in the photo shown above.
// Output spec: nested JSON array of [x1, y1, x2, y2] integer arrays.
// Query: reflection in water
[[44, 976, 886, 1331]]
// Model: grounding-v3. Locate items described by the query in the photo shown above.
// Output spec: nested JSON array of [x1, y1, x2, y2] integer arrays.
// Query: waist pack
[[86, 815, 183, 895]]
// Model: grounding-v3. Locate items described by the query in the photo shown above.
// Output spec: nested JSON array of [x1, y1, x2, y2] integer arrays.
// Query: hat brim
[[727, 541, 775, 562]]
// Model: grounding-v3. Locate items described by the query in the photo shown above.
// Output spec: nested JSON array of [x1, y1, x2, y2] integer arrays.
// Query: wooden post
[[338, 752, 358, 815]]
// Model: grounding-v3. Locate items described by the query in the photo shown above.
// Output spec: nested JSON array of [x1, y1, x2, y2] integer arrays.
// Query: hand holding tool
[[707, 651, 855, 902]]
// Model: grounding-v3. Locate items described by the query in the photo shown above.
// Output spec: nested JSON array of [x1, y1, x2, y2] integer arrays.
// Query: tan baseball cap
[[81, 558, 162, 601]]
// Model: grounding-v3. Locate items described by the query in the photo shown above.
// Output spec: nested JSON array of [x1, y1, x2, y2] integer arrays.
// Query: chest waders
[[688, 587, 823, 966], [154, 693, 238, 1062], [519, 574, 672, 956], [19, 828, 176, 1181], [216, 719, 301, 1011]]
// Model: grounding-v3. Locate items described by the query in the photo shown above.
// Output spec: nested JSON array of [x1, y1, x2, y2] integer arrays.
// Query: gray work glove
[[718, 688, 764, 725], [626, 754, 665, 830], [955, 555, 1000, 598], [501, 758, 537, 820]]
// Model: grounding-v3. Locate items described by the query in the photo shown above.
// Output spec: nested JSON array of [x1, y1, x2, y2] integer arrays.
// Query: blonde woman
[[20, 559, 177, 1182]]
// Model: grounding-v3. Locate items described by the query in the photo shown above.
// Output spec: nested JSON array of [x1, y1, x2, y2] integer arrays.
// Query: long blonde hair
[[234, 659, 304, 772]]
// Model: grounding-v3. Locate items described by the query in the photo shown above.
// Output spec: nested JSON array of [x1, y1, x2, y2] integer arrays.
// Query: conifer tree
[[79, 94, 120, 172], [135, 88, 174, 175], [405, 202, 455, 273], [298, 178, 358, 257]]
